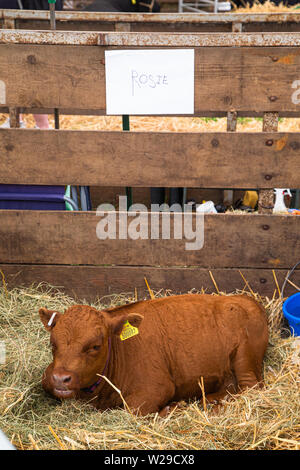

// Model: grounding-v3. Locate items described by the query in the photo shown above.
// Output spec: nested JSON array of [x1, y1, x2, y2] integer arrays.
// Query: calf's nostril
[[52, 373, 72, 386], [52, 374, 60, 384]]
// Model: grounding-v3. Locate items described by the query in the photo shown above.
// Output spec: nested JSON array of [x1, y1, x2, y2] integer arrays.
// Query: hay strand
[[238, 271, 256, 297], [48, 425, 68, 450], [97, 374, 135, 418], [209, 271, 220, 295], [272, 270, 281, 298], [0, 270, 8, 297], [144, 277, 155, 300], [198, 377, 207, 413], [286, 278, 300, 292], [28, 433, 39, 450]]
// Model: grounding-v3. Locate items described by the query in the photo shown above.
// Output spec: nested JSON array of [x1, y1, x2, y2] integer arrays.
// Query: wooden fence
[[0, 25, 299, 300], [2, 10, 300, 33]]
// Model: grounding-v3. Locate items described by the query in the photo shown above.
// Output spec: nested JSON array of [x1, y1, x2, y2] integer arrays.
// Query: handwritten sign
[[105, 49, 194, 115]]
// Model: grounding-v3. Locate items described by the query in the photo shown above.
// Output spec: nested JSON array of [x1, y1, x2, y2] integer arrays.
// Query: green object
[[122, 114, 130, 131], [64, 185, 73, 211], [48, 1, 56, 3], [122, 115, 133, 210]]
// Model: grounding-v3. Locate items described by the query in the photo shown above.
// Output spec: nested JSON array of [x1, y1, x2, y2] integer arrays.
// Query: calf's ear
[[127, 313, 143, 328], [39, 307, 61, 331], [107, 313, 144, 336]]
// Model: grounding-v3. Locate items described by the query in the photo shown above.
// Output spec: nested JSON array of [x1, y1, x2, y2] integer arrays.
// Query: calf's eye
[[85, 345, 101, 354]]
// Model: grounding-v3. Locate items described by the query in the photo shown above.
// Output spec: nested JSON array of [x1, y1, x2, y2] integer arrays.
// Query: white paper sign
[[105, 49, 194, 115]]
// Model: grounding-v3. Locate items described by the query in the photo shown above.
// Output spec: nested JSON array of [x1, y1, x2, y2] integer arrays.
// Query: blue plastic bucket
[[283, 292, 300, 337]]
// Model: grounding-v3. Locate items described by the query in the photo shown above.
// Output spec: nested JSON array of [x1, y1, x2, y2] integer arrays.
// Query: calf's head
[[39, 305, 143, 399]]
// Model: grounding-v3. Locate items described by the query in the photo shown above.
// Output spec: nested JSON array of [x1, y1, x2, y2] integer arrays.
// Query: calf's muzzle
[[48, 367, 80, 399]]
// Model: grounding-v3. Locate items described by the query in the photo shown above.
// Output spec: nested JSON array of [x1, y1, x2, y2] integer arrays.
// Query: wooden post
[[232, 22, 242, 33], [49, 1, 56, 30], [115, 23, 131, 32], [258, 112, 278, 214], [224, 111, 237, 207], [122, 115, 133, 210], [226, 16, 241, 210], [48, 0, 59, 130], [9, 107, 20, 128], [3, 18, 15, 29], [6, 16, 18, 128]]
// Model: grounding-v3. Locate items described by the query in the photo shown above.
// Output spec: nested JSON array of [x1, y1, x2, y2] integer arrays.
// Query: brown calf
[[39, 294, 269, 416]]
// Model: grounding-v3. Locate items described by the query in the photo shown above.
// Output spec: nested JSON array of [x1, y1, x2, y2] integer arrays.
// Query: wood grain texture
[[9, 19, 300, 33], [1, 129, 300, 188], [4, 11, 300, 34], [0, 211, 299, 269], [14, 19, 233, 33], [0, 44, 106, 110], [0, 44, 300, 112], [2, 10, 300, 24], [1, 264, 298, 302]]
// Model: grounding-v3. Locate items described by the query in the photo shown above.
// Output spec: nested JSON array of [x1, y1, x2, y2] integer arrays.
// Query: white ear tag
[[48, 312, 57, 327]]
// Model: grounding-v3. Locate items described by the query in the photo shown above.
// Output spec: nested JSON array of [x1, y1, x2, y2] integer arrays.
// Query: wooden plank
[[1, 264, 298, 301], [0, 211, 299, 269], [3, 10, 300, 26], [14, 20, 300, 33], [15, 20, 116, 32], [12, 17, 232, 33], [0, 40, 300, 112], [4, 30, 300, 47], [1, 129, 300, 188], [129, 22, 232, 33], [244, 22, 300, 33], [0, 44, 106, 111], [3, 18, 15, 29], [10, 17, 300, 33]]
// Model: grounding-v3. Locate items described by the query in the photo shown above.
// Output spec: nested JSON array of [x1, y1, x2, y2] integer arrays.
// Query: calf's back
[[103, 294, 268, 412]]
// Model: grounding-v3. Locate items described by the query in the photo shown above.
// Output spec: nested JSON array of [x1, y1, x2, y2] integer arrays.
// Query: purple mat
[[0, 185, 66, 210]]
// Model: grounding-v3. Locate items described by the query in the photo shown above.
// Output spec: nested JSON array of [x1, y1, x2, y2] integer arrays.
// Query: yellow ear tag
[[120, 320, 139, 341]]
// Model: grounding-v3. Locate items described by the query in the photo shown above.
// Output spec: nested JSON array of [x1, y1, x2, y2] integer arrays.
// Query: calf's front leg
[[125, 383, 175, 416]]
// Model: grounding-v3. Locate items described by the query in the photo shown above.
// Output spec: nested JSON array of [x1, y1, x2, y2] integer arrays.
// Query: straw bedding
[[0, 2, 299, 450], [0, 282, 299, 450], [233, 0, 297, 12]]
